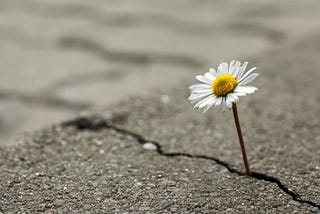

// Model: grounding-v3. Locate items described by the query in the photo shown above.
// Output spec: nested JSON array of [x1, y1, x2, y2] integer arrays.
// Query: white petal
[[221, 98, 227, 112], [199, 95, 217, 108], [217, 64, 223, 74], [234, 86, 257, 94], [233, 92, 247, 97], [238, 67, 257, 82], [191, 88, 212, 93], [204, 72, 215, 81], [209, 68, 217, 76], [194, 95, 215, 108], [190, 96, 204, 103], [188, 91, 212, 100], [189, 92, 211, 103], [196, 75, 212, 84], [202, 97, 218, 113], [225, 96, 233, 109], [229, 60, 235, 74], [237, 62, 248, 79], [227, 93, 239, 102], [202, 103, 214, 113], [239, 73, 259, 86], [229, 60, 238, 74], [189, 84, 211, 90], [217, 62, 228, 75], [221, 62, 229, 74], [215, 96, 223, 106], [232, 61, 241, 77]]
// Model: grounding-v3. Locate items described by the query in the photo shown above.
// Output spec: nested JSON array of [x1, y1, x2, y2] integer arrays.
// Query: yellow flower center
[[212, 74, 238, 96]]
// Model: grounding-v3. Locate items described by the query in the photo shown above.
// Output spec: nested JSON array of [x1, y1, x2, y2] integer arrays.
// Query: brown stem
[[232, 103, 251, 176]]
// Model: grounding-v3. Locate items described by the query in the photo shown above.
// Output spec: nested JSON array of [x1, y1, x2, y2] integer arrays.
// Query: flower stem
[[232, 103, 251, 176]]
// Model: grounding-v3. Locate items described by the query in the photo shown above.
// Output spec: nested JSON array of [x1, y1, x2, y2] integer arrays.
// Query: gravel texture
[[0, 125, 317, 213]]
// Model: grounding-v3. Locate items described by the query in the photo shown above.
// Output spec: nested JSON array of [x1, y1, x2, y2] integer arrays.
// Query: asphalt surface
[[1, 33, 320, 212], [2, 0, 320, 145]]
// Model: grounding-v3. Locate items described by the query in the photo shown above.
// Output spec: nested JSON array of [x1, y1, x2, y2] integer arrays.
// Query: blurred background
[[0, 0, 319, 145]]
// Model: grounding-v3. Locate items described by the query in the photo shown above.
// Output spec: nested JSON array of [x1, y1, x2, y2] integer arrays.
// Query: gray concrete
[[1, 0, 320, 213], [1, 34, 320, 212], [1, 0, 320, 144]]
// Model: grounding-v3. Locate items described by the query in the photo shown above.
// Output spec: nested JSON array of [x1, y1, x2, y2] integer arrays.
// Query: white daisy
[[188, 60, 259, 113]]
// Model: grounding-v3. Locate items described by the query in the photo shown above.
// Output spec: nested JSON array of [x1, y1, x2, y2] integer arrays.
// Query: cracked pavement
[[1, 0, 320, 213], [1, 36, 320, 212], [2, 0, 320, 144]]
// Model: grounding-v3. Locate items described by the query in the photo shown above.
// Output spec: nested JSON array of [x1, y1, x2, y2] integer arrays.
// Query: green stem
[[232, 103, 251, 176]]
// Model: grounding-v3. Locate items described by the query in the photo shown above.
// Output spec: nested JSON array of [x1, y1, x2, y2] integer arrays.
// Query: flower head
[[188, 60, 259, 113]]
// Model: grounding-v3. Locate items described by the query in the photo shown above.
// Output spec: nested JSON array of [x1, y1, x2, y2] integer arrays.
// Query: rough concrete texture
[[0, 125, 317, 213], [2, 0, 320, 144], [1, 0, 320, 213], [1, 33, 320, 212]]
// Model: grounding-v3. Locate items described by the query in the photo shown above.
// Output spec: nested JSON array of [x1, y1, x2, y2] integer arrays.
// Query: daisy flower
[[188, 60, 259, 113], [188, 60, 259, 176]]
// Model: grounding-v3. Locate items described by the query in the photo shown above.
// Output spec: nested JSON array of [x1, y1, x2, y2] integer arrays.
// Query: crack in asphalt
[[62, 116, 320, 209]]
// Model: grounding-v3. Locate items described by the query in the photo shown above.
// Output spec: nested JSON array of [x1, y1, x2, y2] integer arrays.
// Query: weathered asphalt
[[1, 0, 320, 213]]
